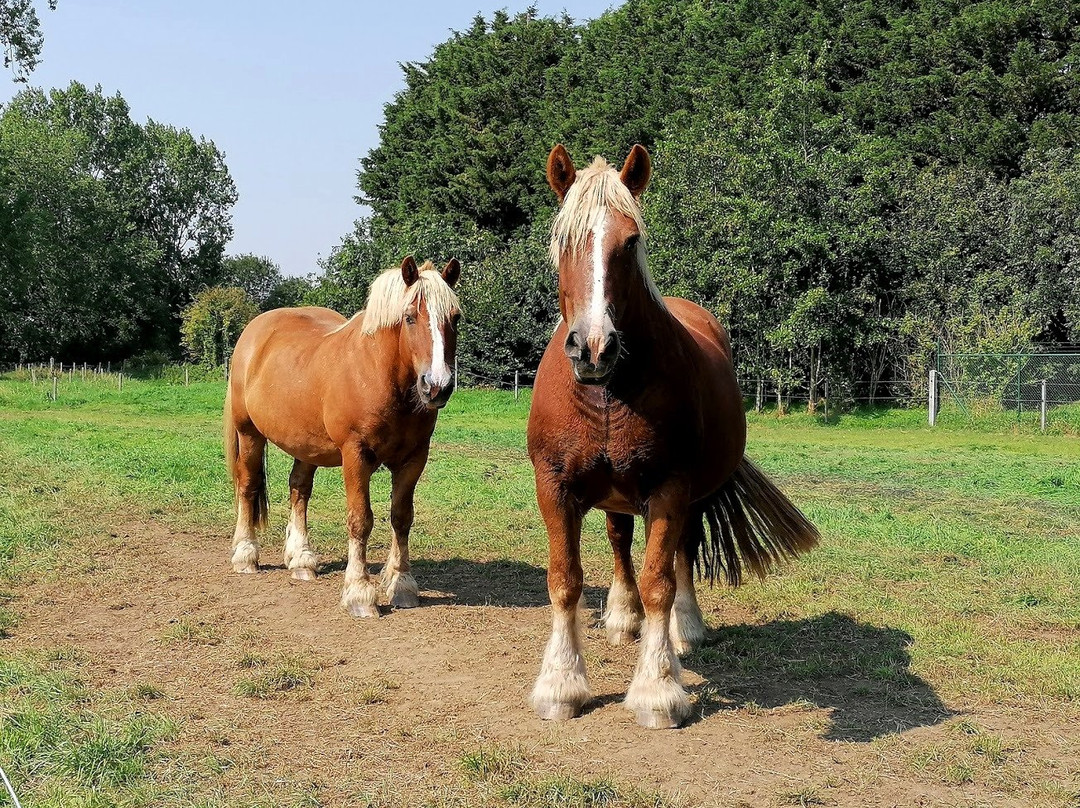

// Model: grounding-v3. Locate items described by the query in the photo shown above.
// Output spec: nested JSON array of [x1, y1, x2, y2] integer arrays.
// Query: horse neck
[[337, 319, 417, 402], [614, 269, 679, 370]]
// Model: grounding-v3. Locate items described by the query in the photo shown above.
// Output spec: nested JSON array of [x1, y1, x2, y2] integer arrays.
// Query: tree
[[1, 0, 57, 82], [180, 287, 258, 367], [321, 0, 1080, 402], [220, 254, 284, 309], [0, 82, 237, 362]]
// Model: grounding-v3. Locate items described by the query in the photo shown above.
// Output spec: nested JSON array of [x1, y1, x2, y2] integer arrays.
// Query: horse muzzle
[[565, 325, 619, 386], [419, 375, 454, 409]]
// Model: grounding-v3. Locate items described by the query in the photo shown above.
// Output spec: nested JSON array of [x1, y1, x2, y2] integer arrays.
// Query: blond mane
[[332, 262, 460, 335], [548, 157, 663, 306]]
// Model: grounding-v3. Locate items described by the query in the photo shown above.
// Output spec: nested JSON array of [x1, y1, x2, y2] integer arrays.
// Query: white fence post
[[514, 370, 519, 400], [1040, 379, 1048, 433], [929, 368, 938, 426]]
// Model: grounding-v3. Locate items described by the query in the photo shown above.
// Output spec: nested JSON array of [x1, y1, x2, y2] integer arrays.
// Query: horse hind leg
[[626, 485, 692, 729], [669, 513, 707, 656], [283, 459, 319, 581], [230, 429, 268, 574], [603, 512, 644, 645]]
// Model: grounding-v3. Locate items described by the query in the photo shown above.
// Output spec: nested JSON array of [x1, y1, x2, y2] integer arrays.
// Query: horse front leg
[[626, 483, 692, 729], [283, 459, 319, 581], [604, 512, 644, 645], [531, 474, 590, 721], [380, 448, 427, 609], [340, 444, 380, 618]]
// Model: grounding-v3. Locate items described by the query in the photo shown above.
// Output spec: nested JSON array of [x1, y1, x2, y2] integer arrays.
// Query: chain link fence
[[935, 349, 1080, 430]]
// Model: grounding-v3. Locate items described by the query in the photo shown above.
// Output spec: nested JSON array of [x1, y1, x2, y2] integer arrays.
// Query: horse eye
[[624, 235, 640, 252], [405, 314, 416, 325]]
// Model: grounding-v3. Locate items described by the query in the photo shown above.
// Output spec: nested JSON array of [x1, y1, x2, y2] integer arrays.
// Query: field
[[1, 375, 1078, 808]]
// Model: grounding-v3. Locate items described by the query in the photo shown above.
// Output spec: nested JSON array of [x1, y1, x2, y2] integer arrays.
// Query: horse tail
[[223, 386, 269, 531], [693, 457, 819, 586], [224, 386, 239, 484]]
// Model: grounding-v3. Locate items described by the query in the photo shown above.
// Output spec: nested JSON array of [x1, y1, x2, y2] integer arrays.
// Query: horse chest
[[547, 394, 692, 512]]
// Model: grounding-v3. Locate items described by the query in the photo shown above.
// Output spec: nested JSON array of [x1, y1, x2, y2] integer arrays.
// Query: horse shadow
[[409, 557, 610, 607], [319, 555, 604, 607], [682, 611, 952, 741], [355, 558, 949, 742]]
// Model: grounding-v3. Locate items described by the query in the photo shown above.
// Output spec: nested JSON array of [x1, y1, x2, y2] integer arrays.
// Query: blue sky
[[3, 1, 619, 277]]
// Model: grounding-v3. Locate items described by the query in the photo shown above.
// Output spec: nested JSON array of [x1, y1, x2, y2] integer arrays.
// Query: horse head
[[392, 255, 461, 408], [547, 144, 655, 385]]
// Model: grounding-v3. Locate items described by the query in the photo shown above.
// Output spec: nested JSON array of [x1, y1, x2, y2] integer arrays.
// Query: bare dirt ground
[[8, 519, 1079, 807]]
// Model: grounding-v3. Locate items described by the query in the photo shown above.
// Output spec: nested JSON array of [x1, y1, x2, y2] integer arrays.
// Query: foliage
[[219, 253, 308, 310], [180, 286, 258, 367], [315, 0, 1080, 406], [0, 0, 56, 82], [0, 81, 237, 363]]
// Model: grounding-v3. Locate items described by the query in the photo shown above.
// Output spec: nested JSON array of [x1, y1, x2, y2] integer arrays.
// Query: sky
[[2, 1, 620, 277]]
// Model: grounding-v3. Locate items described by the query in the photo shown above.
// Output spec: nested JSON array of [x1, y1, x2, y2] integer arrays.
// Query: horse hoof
[[346, 602, 380, 618], [534, 699, 582, 721], [634, 709, 685, 730], [607, 629, 638, 647], [233, 564, 258, 574], [390, 591, 420, 609], [290, 568, 316, 581], [670, 638, 694, 656]]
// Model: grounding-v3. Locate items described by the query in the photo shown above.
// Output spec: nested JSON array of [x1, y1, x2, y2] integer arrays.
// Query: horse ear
[[620, 144, 652, 198], [441, 258, 461, 289], [547, 144, 576, 203], [401, 255, 419, 287]]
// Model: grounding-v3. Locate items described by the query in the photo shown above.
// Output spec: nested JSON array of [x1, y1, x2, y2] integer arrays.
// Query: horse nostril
[[564, 330, 584, 361]]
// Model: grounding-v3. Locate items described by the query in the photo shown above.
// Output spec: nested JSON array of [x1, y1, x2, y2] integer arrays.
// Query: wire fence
[[6, 353, 1079, 430], [935, 349, 1080, 430]]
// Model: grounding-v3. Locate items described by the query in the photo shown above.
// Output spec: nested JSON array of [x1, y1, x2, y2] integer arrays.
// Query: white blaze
[[427, 306, 451, 387], [588, 215, 609, 343]]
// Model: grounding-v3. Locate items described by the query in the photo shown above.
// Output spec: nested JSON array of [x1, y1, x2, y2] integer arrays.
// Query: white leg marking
[[531, 606, 590, 720], [626, 614, 691, 729], [670, 590, 706, 656], [231, 500, 260, 574], [380, 535, 420, 608], [604, 576, 644, 646], [670, 560, 706, 655], [341, 551, 379, 618], [283, 511, 318, 581]]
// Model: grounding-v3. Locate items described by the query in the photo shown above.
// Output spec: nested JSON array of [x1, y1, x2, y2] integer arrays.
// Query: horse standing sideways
[[224, 256, 461, 617], [527, 145, 820, 729]]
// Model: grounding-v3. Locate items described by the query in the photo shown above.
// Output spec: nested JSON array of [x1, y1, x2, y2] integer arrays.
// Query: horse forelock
[[548, 156, 663, 307], [358, 263, 461, 335]]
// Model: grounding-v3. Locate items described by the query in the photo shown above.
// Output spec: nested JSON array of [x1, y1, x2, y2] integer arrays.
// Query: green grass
[[0, 373, 1078, 805]]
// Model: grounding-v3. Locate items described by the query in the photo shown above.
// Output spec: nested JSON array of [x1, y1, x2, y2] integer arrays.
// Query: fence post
[[823, 380, 829, 422], [51, 375, 57, 402], [514, 370, 519, 400], [928, 368, 938, 426], [1017, 354, 1023, 420], [1040, 379, 1048, 433], [118, 373, 123, 392], [185, 365, 189, 386], [454, 357, 458, 388], [30, 366, 36, 385]]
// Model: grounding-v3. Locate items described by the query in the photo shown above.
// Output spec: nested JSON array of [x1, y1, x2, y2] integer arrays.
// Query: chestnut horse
[[224, 256, 461, 617], [528, 145, 819, 729]]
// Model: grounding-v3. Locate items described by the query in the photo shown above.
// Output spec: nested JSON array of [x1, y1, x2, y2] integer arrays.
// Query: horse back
[[662, 296, 732, 362]]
